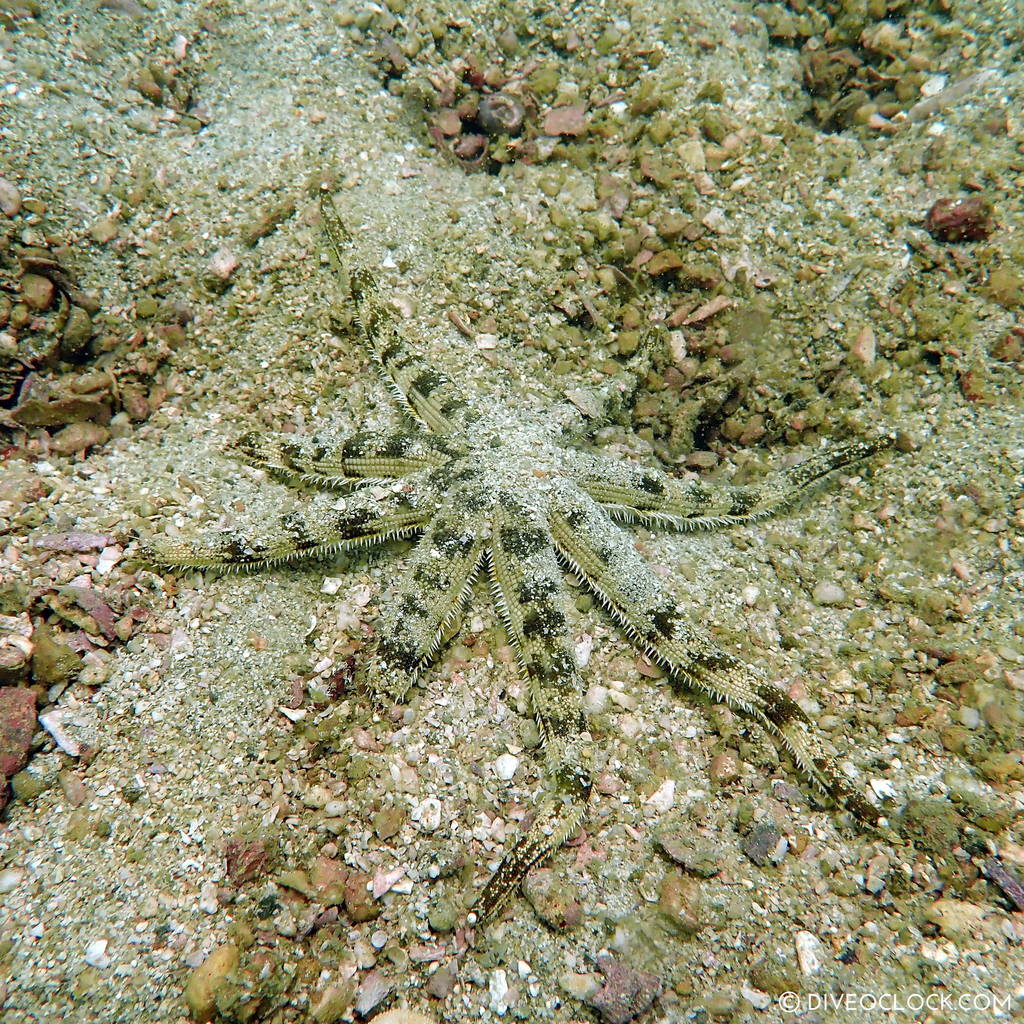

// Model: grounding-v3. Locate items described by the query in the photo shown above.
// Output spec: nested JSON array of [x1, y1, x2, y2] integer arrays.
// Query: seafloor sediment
[[0, 2, 1021, 1022]]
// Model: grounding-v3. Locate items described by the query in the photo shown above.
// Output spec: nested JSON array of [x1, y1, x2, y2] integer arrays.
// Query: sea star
[[148, 194, 894, 922]]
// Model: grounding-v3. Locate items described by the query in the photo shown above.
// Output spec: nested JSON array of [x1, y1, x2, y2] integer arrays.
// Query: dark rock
[[478, 93, 525, 136], [60, 306, 94, 359], [426, 965, 457, 999], [742, 823, 787, 866], [983, 858, 1024, 911], [925, 195, 993, 243]]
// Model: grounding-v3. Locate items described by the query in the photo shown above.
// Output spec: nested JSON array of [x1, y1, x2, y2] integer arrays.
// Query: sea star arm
[[319, 195, 480, 435], [472, 494, 592, 923], [145, 480, 430, 569], [230, 428, 463, 487], [548, 481, 882, 824], [566, 434, 896, 531], [371, 502, 487, 702]]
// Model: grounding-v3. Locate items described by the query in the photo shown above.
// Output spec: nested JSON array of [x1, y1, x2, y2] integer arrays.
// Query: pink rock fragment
[[542, 103, 587, 136], [587, 954, 662, 1024], [0, 688, 37, 779]]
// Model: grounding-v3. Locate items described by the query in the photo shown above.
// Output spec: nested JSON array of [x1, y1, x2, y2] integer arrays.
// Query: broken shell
[[478, 92, 525, 136]]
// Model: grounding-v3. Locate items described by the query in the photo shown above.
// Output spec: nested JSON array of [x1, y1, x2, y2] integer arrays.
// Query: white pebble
[[795, 930, 824, 975], [741, 984, 771, 1010], [489, 968, 510, 1015], [575, 633, 594, 667], [741, 584, 760, 607], [0, 867, 25, 893], [198, 880, 219, 914], [584, 684, 608, 714], [644, 778, 675, 813], [812, 580, 846, 605], [84, 938, 111, 969], [493, 753, 519, 781]]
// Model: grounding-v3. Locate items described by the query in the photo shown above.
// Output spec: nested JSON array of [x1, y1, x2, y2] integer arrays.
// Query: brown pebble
[[658, 871, 703, 936], [435, 108, 462, 136], [310, 855, 348, 906], [850, 324, 876, 364], [344, 872, 381, 922], [426, 966, 456, 1000], [709, 749, 741, 786], [59, 770, 88, 806], [184, 943, 238, 1022], [542, 103, 587, 136], [50, 421, 110, 456], [225, 834, 277, 886], [20, 273, 55, 311], [90, 215, 119, 244], [924, 195, 993, 243], [354, 969, 392, 1017]]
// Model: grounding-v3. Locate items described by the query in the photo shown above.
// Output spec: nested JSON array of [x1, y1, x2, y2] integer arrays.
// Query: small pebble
[[354, 969, 392, 1018], [812, 580, 846, 605], [207, 247, 238, 281], [742, 823, 788, 866], [850, 324, 876, 364], [795, 930, 824, 976], [426, 967, 457, 999], [90, 215, 119, 244], [84, 938, 110, 969], [0, 177, 22, 216], [488, 968, 510, 1014], [50, 422, 110, 456], [493, 753, 519, 780], [20, 273, 55, 311], [709, 750, 741, 786], [644, 778, 675, 813], [0, 867, 25, 893], [741, 985, 771, 1010], [559, 972, 603, 1001]]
